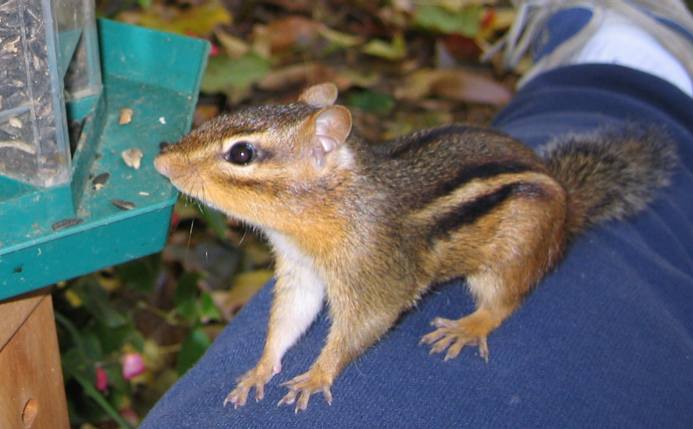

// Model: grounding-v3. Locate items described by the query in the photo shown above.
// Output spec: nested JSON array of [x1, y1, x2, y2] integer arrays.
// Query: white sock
[[573, 10, 693, 96]]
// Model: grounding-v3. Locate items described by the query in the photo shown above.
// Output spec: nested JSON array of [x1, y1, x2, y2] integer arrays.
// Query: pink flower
[[95, 366, 108, 392], [121, 352, 146, 380], [120, 407, 139, 426], [209, 43, 220, 57]]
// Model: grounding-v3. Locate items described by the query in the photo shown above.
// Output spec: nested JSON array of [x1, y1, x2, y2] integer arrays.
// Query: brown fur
[[154, 84, 676, 412]]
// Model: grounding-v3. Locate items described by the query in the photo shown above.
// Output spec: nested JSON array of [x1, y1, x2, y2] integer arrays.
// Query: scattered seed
[[119, 108, 134, 125], [112, 199, 136, 210], [138, 191, 150, 196], [121, 148, 143, 169], [92, 172, 110, 190], [52, 218, 83, 231], [158, 116, 166, 124]]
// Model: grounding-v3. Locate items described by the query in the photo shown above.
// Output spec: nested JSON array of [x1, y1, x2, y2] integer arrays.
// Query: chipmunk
[[154, 83, 676, 413]]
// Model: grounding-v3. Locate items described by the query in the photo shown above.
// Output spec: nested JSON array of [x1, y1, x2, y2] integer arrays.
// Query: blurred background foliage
[[57, 0, 520, 427]]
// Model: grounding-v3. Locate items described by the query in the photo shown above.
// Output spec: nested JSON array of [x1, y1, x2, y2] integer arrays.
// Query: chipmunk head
[[154, 83, 353, 229]]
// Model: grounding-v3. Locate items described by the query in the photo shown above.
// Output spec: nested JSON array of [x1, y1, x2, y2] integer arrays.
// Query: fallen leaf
[[257, 16, 324, 53], [414, 4, 483, 37], [362, 33, 407, 61], [348, 90, 395, 115], [336, 69, 380, 88], [257, 63, 348, 91], [318, 26, 363, 48], [477, 7, 516, 41], [193, 104, 220, 127], [117, 0, 232, 37], [211, 269, 273, 319], [395, 68, 511, 105], [384, 109, 455, 140], [201, 53, 270, 99], [441, 34, 482, 60], [214, 28, 249, 59], [263, 0, 314, 12]]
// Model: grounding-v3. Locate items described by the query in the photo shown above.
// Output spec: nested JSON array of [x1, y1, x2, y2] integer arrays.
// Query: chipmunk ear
[[298, 83, 338, 107], [306, 105, 352, 167]]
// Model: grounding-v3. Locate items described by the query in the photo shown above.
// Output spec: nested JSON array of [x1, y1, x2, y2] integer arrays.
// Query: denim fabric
[[141, 65, 693, 428]]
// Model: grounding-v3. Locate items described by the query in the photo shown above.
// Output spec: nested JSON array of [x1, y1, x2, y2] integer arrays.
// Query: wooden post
[[0, 292, 70, 429]]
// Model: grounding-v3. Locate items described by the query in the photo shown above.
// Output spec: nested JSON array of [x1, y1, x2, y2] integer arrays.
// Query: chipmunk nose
[[155, 142, 177, 177], [154, 152, 172, 177]]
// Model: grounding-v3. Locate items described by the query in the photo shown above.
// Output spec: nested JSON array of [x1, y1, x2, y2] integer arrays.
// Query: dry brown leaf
[[263, 0, 314, 12], [257, 63, 351, 91], [436, 0, 496, 9], [214, 28, 249, 59], [193, 104, 220, 127], [395, 68, 511, 105], [211, 269, 273, 319], [257, 16, 324, 53]]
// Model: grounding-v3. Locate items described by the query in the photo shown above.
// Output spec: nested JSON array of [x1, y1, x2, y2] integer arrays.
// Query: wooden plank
[[0, 292, 43, 350], [0, 294, 69, 429]]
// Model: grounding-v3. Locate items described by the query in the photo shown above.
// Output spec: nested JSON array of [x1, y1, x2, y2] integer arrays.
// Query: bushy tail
[[539, 125, 678, 239]]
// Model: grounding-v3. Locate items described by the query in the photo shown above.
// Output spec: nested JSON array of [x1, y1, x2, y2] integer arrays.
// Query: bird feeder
[[0, 2, 209, 299], [0, 3, 208, 425]]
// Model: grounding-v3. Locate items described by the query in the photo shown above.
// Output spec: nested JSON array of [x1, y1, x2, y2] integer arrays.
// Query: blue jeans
[[141, 65, 693, 428]]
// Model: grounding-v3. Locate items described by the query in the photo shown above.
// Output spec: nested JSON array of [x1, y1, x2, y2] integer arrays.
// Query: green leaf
[[318, 26, 363, 48], [201, 53, 270, 94], [176, 328, 211, 375], [104, 363, 129, 393], [175, 272, 200, 322], [81, 331, 104, 362], [361, 33, 406, 61], [347, 90, 395, 115], [95, 320, 134, 355], [61, 348, 87, 377], [56, 311, 90, 365], [414, 5, 483, 37], [199, 292, 222, 322], [114, 255, 161, 293], [76, 280, 128, 328]]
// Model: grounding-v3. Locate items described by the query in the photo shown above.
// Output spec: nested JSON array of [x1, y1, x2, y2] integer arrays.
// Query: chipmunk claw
[[421, 316, 491, 362], [278, 369, 333, 412], [224, 363, 277, 408]]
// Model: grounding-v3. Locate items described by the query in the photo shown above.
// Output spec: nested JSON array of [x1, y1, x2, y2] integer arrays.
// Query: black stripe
[[388, 125, 478, 158], [418, 161, 534, 208], [428, 182, 547, 242]]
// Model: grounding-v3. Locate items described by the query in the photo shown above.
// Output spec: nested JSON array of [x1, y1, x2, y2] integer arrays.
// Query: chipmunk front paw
[[224, 361, 279, 408], [420, 315, 492, 362], [277, 367, 333, 413]]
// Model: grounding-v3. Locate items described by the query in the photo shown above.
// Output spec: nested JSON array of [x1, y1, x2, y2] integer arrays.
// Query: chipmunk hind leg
[[422, 190, 567, 361]]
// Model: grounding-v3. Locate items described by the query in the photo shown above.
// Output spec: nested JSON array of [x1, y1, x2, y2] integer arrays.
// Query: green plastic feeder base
[[0, 20, 209, 300]]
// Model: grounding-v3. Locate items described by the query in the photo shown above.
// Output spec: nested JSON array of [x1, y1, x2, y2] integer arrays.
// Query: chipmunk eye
[[224, 141, 255, 165]]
